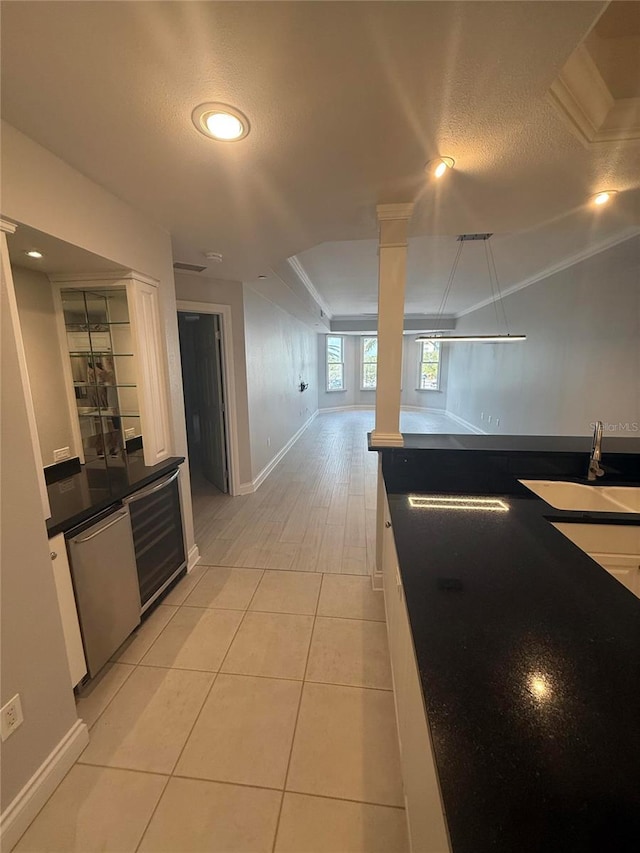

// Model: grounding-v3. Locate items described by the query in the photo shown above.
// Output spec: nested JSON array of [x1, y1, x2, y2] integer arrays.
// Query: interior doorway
[[178, 311, 229, 494]]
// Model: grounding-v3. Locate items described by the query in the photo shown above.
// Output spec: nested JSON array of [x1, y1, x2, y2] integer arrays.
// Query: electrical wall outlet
[[267, 436, 271, 447], [496, 417, 501, 427], [53, 446, 70, 462], [487, 415, 492, 424], [480, 412, 484, 421], [1, 694, 24, 742], [124, 428, 136, 440]]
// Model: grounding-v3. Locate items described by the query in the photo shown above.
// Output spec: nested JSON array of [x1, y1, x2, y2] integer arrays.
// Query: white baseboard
[[400, 405, 447, 414], [0, 719, 89, 852], [242, 409, 319, 494], [444, 410, 487, 435], [187, 544, 200, 572], [318, 405, 374, 414]]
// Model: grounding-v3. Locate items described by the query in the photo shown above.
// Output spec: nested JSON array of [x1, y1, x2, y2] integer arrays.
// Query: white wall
[[244, 287, 318, 481], [446, 236, 640, 436], [317, 334, 448, 411], [13, 265, 75, 465], [0, 121, 194, 812], [1, 250, 79, 814], [174, 273, 253, 485]]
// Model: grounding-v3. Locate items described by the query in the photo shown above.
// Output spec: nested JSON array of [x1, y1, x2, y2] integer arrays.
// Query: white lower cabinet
[[383, 497, 451, 853], [595, 553, 640, 597], [49, 533, 87, 688]]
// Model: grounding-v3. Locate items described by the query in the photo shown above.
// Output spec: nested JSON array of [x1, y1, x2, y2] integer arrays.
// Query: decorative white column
[[370, 203, 413, 588], [370, 202, 414, 447]]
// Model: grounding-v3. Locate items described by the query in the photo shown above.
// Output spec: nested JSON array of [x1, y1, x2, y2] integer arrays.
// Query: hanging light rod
[[416, 334, 527, 343], [457, 233, 493, 241]]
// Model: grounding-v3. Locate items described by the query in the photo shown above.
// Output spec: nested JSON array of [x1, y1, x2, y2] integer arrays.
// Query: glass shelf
[[62, 285, 140, 465], [68, 351, 134, 357], [73, 382, 137, 388], [77, 412, 141, 419], [65, 322, 131, 330]]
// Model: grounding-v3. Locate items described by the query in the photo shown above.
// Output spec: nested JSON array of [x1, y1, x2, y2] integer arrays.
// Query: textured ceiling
[[1, 1, 639, 314]]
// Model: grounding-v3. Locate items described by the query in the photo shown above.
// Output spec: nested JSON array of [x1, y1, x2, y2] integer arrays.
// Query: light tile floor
[[18, 413, 467, 852], [17, 570, 408, 853]]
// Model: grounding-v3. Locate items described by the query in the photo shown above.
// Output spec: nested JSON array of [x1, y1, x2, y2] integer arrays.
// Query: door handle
[[73, 510, 129, 543], [123, 468, 179, 504]]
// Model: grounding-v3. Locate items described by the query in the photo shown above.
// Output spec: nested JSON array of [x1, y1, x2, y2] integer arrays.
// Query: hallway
[[193, 409, 471, 574], [16, 410, 467, 853]]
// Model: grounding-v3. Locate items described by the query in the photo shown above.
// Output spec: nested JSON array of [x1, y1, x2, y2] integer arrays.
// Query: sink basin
[[602, 487, 640, 513], [519, 480, 640, 514]]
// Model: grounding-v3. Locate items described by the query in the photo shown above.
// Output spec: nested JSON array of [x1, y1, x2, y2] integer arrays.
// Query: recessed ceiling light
[[593, 190, 617, 206], [426, 157, 455, 179], [192, 102, 250, 141], [25, 250, 44, 259]]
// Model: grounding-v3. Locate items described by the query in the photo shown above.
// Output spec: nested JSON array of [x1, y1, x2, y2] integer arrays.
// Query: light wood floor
[[192, 409, 470, 574]]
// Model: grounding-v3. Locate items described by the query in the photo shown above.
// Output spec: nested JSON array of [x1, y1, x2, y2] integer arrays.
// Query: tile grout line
[[270, 570, 324, 852], [133, 772, 172, 853], [154, 569, 266, 791], [75, 662, 136, 735], [77, 603, 181, 735]]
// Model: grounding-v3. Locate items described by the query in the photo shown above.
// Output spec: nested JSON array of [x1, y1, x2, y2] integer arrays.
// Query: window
[[361, 336, 378, 390], [418, 340, 440, 390], [326, 335, 345, 391]]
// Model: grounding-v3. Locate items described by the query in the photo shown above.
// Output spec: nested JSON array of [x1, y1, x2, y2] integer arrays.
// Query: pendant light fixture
[[416, 234, 526, 344]]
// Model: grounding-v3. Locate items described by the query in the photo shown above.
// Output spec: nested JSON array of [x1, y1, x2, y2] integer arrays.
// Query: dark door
[[178, 313, 228, 493]]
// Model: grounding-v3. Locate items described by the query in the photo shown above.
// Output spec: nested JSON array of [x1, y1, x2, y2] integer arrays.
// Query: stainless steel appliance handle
[[123, 468, 180, 505], [73, 510, 129, 544]]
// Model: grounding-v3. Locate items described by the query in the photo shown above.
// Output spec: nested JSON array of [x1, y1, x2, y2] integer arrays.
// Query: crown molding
[[48, 269, 158, 286], [0, 218, 18, 234], [287, 256, 334, 320], [548, 42, 640, 146], [456, 228, 640, 319], [376, 203, 415, 221]]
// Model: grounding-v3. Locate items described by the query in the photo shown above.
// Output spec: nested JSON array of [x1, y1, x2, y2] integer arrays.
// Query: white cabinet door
[[49, 533, 87, 688], [382, 495, 451, 853], [595, 554, 640, 598], [127, 278, 171, 466]]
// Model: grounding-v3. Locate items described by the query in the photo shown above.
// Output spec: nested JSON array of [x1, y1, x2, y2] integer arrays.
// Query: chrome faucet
[[587, 420, 605, 481]]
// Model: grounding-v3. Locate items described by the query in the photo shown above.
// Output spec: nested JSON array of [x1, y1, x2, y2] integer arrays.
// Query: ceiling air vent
[[173, 262, 207, 273]]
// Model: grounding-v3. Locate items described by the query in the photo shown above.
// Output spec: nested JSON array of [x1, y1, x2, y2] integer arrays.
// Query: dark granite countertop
[[373, 432, 640, 455], [46, 452, 185, 537], [374, 436, 640, 852]]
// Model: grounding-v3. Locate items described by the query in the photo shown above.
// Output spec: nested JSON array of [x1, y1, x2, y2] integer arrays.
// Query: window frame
[[360, 335, 378, 391], [325, 334, 346, 392], [416, 340, 441, 391]]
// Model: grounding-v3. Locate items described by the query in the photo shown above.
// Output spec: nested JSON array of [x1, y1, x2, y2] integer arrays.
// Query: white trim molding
[[241, 409, 319, 494], [0, 218, 18, 234], [548, 43, 640, 147], [287, 256, 333, 320], [445, 410, 487, 435], [176, 300, 242, 497], [0, 720, 89, 852], [1, 227, 51, 519], [456, 228, 640, 319], [187, 544, 201, 572], [370, 430, 404, 447]]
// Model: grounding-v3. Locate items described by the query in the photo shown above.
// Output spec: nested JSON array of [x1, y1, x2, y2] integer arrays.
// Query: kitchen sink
[[519, 480, 640, 513]]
